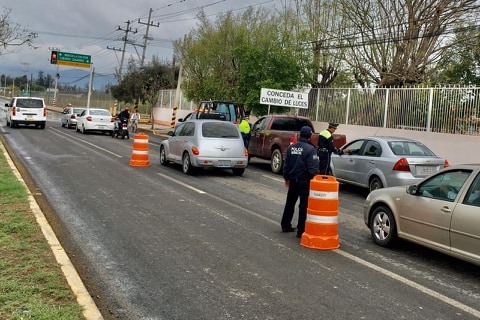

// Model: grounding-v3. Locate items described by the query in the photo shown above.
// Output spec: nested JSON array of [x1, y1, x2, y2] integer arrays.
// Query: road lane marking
[[50, 127, 122, 158], [157, 172, 206, 194], [156, 170, 480, 319]]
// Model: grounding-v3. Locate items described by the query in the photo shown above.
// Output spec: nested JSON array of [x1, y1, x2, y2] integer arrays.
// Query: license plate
[[417, 165, 436, 175], [26, 118, 34, 121], [218, 160, 231, 167]]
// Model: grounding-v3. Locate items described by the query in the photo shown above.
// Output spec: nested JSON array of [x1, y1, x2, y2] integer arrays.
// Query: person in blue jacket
[[281, 126, 319, 238], [318, 122, 339, 175]]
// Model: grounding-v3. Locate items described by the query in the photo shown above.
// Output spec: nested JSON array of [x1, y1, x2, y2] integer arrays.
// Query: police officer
[[281, 126, 319, 238], [318, 122, 339, 175]]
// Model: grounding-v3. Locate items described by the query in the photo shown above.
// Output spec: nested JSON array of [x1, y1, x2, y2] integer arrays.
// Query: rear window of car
[[270, 118, 313, 131], [202, 122, 240, 138], [90, 110, 110, 116], [15, 99, 44, 108], [389, 141, 436, 156], [73, 108, 85, 114]]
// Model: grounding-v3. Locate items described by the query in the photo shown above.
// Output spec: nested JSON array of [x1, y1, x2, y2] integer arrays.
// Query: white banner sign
[[259, 88, 308, 109]]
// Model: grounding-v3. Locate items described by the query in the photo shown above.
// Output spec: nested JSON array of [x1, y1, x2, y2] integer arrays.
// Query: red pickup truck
[[248, 114, 346, 174]]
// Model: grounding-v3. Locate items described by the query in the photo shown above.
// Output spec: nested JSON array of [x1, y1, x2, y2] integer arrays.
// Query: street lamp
[[21, 62, 30, 95]]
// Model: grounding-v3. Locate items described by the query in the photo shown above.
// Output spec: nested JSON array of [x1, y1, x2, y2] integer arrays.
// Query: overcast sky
[[1, 0, 281, 88]]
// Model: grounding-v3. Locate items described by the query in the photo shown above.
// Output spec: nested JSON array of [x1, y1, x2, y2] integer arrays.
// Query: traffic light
[[50, 51, 57, 64]]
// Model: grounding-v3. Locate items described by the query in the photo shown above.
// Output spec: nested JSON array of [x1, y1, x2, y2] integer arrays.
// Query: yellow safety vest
[[239, 119, 251, 134]]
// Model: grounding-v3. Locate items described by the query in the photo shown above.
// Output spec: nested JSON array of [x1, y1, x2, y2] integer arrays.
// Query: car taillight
[[244, 149, 249, 157], [444, 159, 450, 168], [393, 158, 411, 172], [192, 146, 199, 155], [43, 108, 47, 117], [86, 116, 92, 121], [12, 107, 16, 116], [290, 136, 297, 145], [111, 118, 115, 122], [70, 115, 76, 119]]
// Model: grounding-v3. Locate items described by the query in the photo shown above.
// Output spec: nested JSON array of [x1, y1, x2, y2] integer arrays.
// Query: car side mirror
[[406, 185, 418, 195], [5, 103, 9, 107], [167, 130, 174, 136]]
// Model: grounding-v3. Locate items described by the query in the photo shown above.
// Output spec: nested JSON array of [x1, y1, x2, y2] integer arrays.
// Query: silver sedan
[[159, 119, 248, 175], [364, 164, 480, 265], [61, 107, 85, 129], [331, 136, 448, 192]]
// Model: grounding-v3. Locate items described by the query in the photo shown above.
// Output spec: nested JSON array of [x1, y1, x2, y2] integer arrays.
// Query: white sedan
[[75, 108, 114, 135]]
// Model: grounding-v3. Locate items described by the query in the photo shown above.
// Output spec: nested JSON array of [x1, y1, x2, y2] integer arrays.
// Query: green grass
[[0, 151, 85, 319]]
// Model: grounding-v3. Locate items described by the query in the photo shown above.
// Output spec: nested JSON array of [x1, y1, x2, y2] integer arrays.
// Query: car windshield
[[16, 99, 43, 108], [202, 122, 239, 138], [389, 141, 436, 156]]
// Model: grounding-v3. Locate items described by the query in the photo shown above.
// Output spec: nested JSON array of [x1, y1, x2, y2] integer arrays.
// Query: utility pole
[[138, 8, 159, 67], [21, 62, 29, 95], [116, 20, 137, 81]]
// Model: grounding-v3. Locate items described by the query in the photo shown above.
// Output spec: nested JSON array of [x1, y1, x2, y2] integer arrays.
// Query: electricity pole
[[138, 8, 159, 67], [116, 20, 137, 81]]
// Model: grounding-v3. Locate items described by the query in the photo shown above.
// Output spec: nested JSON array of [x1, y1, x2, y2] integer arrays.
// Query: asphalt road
[[1, 102, 479, 320]]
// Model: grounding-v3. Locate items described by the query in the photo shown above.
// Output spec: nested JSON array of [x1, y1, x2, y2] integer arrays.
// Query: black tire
[[61, 121, 66, 128], [40, 123, 45, 129], [10, 120, 16, 128], [182, 152, 194, 175], [76, 125, 80, 132], [232, 168, 245, 176], [271, 149, 283, 174], [81, 125, 86, 134], [369, 176, 383, 192], [369, 205, 397, 247], [160, 146, 169, 166]]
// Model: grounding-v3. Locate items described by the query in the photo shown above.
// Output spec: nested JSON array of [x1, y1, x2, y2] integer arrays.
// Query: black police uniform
[[281, 134, 319, 237], [318, 125, 337, 175]]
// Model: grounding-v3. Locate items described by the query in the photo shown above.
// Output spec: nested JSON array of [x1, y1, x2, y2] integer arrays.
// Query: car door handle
[[441, 206, 452, 214]]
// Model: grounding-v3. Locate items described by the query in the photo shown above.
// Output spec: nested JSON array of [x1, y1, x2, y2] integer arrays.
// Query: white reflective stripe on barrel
[[132, 150, 149, 155], [309, 190, 338, 199], [134, 139, 148, 144], [306, 214, 338, 224]]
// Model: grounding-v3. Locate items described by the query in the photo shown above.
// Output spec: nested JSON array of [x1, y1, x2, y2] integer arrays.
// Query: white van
[[5, 97, 47, 129]]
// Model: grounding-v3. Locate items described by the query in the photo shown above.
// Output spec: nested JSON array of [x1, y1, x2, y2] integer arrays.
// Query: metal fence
[[299, 86, 480, 136]]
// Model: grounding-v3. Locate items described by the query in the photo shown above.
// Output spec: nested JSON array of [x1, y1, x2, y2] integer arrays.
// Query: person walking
[[281, 126, 319, 238], [238, 112, 251, 148], [318, 122, 339, 175]]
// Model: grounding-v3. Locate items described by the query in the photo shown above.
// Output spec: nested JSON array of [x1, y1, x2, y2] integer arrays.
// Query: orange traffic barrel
[[301, 175, 340, 250], [129, 132, 150, 167]]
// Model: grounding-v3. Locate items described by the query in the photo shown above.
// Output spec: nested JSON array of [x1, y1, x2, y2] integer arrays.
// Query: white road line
[[49, 127, 122, 158], [157, 172, 206, 194], [262, 174, 284, 182], [157, 170, 480, 318]]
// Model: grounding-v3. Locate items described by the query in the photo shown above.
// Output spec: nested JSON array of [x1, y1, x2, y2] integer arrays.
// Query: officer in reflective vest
[[318, 122, 339, 175]]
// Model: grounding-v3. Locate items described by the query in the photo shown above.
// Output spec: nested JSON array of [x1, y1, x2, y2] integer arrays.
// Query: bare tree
[[0, 7, 37, 54], [336, 0, 478, 87]]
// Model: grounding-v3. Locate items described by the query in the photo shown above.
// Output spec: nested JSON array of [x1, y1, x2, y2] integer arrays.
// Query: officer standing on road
[[318, 122, 339, 175], [239, 112, 251, 148], [281, 126, 319, 238]]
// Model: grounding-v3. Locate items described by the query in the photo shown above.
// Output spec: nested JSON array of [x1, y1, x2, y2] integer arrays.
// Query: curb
[[0, 142, 104, 320]]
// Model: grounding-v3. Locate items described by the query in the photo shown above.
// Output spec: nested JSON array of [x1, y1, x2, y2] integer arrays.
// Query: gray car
[[364, 164, 480, 265], [331, 136, 449, 192], [61, 107, 86, 128], [159, 119, 248, 175]]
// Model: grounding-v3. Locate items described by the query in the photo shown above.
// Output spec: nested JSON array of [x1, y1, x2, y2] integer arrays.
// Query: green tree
[[175, 7, 309, 116]]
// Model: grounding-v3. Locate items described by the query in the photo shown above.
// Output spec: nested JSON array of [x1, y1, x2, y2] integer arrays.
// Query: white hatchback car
[[75, 108, 114, 135], [160, 119, 248, 175], [61, 107, 86, 129]]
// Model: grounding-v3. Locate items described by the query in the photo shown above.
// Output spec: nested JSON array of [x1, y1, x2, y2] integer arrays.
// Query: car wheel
[[40, 123, 45, 129], [370, 205, 397, 247], [369, 176, 383, 192], [232, 168, 245, 176], [81, 125, 86, 134], [61, 121, 66, 128], [182, 153, 194, 175], [9, 120, 16, 128], [160, 146, 169, 166], [76, 125, 80, 132], [271, 149, 283, 174]]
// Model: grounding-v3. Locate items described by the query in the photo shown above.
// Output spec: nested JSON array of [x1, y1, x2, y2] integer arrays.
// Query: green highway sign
[[51, 51, 91, 69]]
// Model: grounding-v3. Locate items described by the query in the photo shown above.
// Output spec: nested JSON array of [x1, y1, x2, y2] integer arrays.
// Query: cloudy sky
[[1, 0, 281, 88]]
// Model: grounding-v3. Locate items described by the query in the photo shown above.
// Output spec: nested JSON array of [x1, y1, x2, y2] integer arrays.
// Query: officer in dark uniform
[[318, 122, 339, 175], [281, 126, 319, 238]]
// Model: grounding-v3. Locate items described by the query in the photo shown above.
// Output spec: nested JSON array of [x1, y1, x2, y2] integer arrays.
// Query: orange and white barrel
[[300, 175, 340, 250], [129, 133, 150, 167]]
